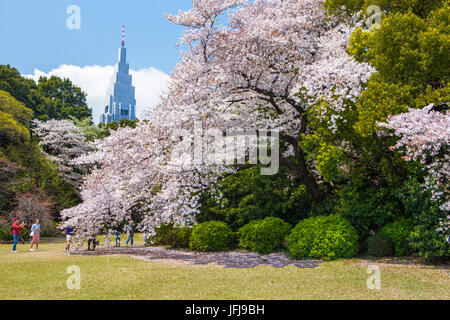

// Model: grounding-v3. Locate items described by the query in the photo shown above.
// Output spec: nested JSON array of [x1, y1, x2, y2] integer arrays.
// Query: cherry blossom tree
[[163, 0, 373, 200], [61, 0, 374, 237], [381, 104, 449, 234], [32, 119, 93, 188], [10, 187, 54, 227], [61, 122, 208, 239]]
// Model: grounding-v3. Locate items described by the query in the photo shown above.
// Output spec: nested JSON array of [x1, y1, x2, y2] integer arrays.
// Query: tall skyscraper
[[100, 25, 137, 124]]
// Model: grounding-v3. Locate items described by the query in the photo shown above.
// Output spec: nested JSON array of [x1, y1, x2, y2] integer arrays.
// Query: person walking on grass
[[87, 234, 97, 251], [125, 221, 134, 247], [64, 226, 74, 252], [115, 228, 121, 247], [11, 217, 25, 253], [30, 219, 41, 252]]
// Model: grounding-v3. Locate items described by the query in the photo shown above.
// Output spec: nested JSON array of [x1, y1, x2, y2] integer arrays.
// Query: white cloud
[[25, 64, 170, 123]]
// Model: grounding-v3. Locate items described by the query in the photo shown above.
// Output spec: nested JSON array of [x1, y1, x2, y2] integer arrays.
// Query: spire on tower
[[121, 25, 125, 46]]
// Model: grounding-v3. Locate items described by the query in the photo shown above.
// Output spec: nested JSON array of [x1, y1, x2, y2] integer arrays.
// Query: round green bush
[[238, 220, 262, 250], [367, 233, 395, 257], [238, 217, 291, 254], [379, 217, 414, 256], [286, 215, 358, 260], [190, 221, 232, 252]]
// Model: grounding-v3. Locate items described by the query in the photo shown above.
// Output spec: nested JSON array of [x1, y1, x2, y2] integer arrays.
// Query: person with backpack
[[11, 217, 25, 253], [125, 221, 134, 247], [30, 219, 41, 252]]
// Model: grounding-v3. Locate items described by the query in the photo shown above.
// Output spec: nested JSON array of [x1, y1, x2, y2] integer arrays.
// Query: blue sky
[[0, 0, 194, 121], [0, 0, 191, 74]]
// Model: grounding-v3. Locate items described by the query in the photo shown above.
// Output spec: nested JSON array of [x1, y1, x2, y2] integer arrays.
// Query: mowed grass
[[0, 237, 449, 300]]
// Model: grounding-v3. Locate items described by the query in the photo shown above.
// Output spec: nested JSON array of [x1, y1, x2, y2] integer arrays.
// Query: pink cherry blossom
[[381, 104, 449, 233], [61, 0, 374, 238]]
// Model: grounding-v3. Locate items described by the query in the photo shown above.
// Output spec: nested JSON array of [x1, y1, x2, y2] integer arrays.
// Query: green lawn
[[1, 237, 449, 300]]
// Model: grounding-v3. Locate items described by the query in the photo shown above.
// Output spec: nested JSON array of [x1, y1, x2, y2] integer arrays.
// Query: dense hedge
[[197, 166, 313, 231], [150, 223, 175, 245], [400, 179, 450, 261], [0, 227, 12, 241], [149, 223, 193, 249], [170, 228, 193, 249], [367, 234, 395, 257], [379, 217, 414, 256], [190, 221, 232, 252], [238, 217, 291, 254], [285, 215, 358, 260]]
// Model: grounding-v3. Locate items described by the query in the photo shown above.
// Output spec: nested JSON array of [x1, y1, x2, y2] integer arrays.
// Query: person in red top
[[11, 217, 25, 253]]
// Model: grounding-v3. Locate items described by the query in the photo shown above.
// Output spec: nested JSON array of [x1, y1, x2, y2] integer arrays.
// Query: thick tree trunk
[[300, 170, 326, 202], [280, 156, 326, 202], [296, 148, 326, 202], [279, 131, 327, 202]]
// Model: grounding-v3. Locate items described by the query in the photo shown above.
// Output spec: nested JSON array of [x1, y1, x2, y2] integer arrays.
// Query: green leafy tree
[[198, 166, 313, 230], [0, 159, 20, 217], [98, 119, 139, 138], [298, 95, 413, 239], [339, 1, 450, 135], [5, 139, 81, 217], [37, 76, 91, 121], [0, 90, 33, 148], [0, 65, 92, 121], [0, 65, 54, 121], [318, 1, 449, 259], [0, 65, 37, 109], [0, 69, 82, 221], [71, 117, 107, 142], [0, 90, 34, 125], [324, 0, 445, 18]]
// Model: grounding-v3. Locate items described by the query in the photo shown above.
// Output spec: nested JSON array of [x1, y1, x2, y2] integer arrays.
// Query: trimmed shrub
[[190, 221, 232, 252], [168, 227, 193, 249], [149, 223, 192, 249], [238, 217, 291, 254], [367, 234, 395, 257], [379, 217, 415, 256], [286, 215, 359, 260], [237, 220, 262, 250], [150, 223, 175, 245]]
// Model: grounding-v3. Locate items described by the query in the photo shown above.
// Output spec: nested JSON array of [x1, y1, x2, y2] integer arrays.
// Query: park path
[[71, 246, 322, 269]]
